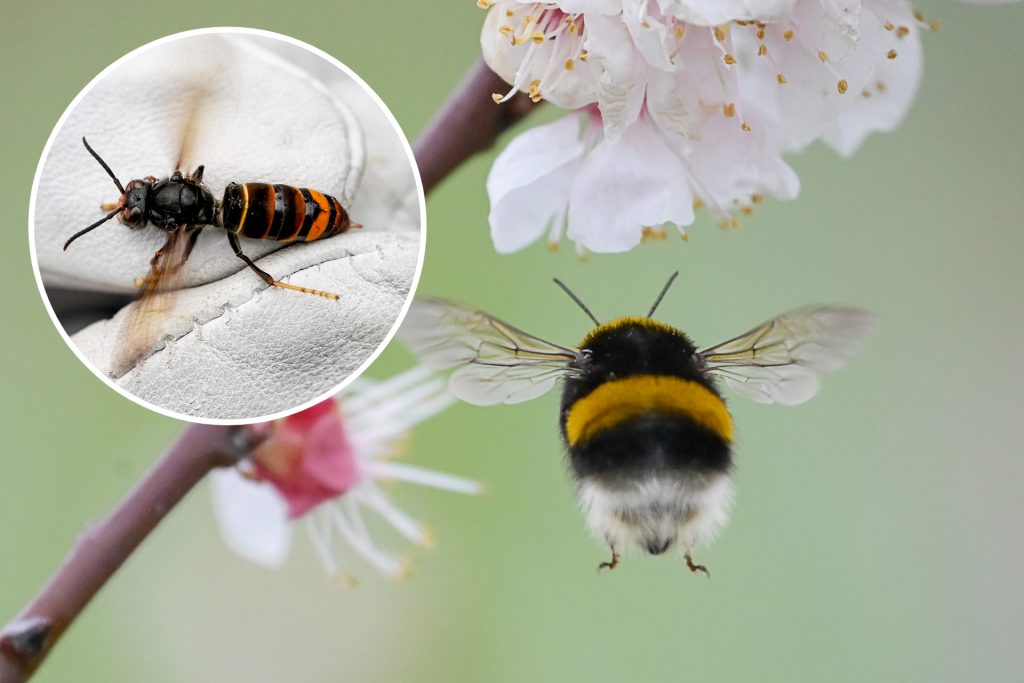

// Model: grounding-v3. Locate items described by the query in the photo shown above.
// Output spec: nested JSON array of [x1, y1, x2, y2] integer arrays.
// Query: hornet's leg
[[685, 552, 710, 578], [188, 165, 205, 183], [597, 545, 620, 572], [227, 231, 339, 301]]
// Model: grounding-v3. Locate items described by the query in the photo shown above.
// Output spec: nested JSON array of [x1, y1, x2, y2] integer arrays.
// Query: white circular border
[[27, 27, 428, 427]]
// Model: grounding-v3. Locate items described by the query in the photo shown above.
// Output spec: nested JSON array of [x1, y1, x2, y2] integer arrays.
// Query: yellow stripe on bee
[[565, 375, 733, 447]]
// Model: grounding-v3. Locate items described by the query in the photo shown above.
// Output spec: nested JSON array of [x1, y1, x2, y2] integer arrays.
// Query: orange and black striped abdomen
[[220, 182, 351, 242]]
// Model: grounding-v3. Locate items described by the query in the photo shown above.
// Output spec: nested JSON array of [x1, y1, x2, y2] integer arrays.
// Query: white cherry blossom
[[480, 0, 962, 252], [211, 367, 481, 579], [488, 107, 798, 253]]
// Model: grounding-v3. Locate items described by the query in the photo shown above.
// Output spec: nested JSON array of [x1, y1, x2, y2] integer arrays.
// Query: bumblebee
[[400, 274, 875, 575]]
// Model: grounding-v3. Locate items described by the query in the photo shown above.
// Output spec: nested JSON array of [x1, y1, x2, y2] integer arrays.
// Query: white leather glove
[[32, 33, 422, 421]]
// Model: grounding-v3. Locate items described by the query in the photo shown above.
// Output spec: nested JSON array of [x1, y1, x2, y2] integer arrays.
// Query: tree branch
[[414, 60, 539, 194], [0, 424, 253, 682]]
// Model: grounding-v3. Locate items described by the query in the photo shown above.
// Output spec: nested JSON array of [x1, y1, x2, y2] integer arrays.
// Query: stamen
[[362, 483, 433, 547], [362, 461, 483, 495]]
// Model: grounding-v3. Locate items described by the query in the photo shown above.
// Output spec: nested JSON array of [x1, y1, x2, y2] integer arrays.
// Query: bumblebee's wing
[[699, 306, 876, 405], [111, 227, 197, 378], [399, 299, 581, 405]]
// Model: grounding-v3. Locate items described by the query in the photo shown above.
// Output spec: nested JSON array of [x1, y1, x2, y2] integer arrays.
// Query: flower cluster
[[481, 0, 937, 253], [211, 367, 481, 580]]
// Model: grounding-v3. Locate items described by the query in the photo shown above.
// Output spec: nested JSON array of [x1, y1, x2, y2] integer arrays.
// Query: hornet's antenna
[[82, 137, 125, 194]]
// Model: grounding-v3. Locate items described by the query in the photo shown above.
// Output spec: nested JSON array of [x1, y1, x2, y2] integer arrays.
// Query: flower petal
[[658, 0, 800, 26], [487, 113, 588, 253], [210, 469, 293, 568], [567, 118, 695, 252], [822, 6, 923, 156]]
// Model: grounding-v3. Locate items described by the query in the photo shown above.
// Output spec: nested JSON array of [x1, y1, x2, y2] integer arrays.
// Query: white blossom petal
[[658, 0, 800, 26], [210, 469, 293, 568], [822, 7, 923, 155], [487, 113, 588, 253], [568, 119, 694, 252]]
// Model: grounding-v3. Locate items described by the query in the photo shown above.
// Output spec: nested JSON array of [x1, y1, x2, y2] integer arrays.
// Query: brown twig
[[414, 60, 539, 194], [0, 424, 254, 682]]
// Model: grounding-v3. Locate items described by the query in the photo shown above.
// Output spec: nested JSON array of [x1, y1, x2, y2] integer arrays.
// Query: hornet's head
[[63, 137, 150, 251]]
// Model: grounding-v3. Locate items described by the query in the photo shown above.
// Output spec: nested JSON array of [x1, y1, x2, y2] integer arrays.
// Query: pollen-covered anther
[[714, 26, 727, 42], [531, 31, 545, 44], [837, 79, 849, 94], [783, 29, 795, 41], [492, 93, 503, 103], [897, 25, 910, 38], [777, 73, 787, 85], [723, 53, 737, 65], [741, 206, 754, 216], [477, 0, 494, 8], [723, 102, 736, 118], [564, 58, 574, 70], [758, 44, 768, 56], [741, 121, 751, 132], [528, 79, 543, 102], [641, 226, 668, 242], [818, 50, 829, 63], [887, 49, 898, 59], [751, 193, 764, 204]]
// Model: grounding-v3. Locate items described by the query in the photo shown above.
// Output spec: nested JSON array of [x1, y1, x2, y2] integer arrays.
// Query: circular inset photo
[[30, 28, 425, 424]]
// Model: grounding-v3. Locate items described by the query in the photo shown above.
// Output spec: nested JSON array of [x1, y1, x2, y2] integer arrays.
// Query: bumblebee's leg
[[227, 232, 339, 301], [684, 552, 710, 578], [597, 545, 620, 572]]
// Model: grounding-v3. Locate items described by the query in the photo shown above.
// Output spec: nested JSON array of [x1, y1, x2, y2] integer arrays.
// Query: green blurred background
[[2, 2, 1022, 681]]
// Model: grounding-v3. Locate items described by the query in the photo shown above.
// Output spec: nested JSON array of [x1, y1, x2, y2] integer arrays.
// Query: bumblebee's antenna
[[64, 207, 122, 251], [552, 278, 600, 326], [646, 271, 679, 318], [82, 137, 125, 194]]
